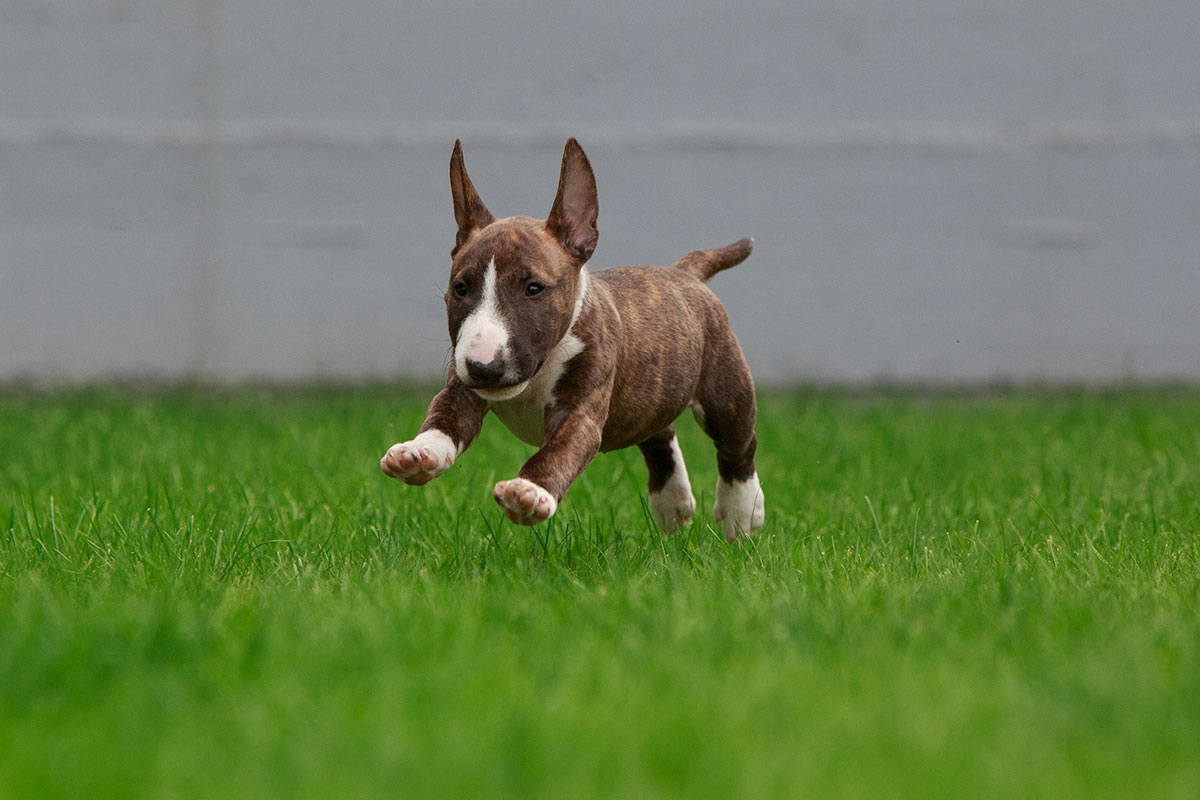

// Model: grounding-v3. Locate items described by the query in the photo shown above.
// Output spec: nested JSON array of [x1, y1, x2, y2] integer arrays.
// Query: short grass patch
[[2, 385, 1199, 799]]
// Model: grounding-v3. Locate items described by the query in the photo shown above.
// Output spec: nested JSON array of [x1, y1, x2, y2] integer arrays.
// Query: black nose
[[465, 357, 506, 384]]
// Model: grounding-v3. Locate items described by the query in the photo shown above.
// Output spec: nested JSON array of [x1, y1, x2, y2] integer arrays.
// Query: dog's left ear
[[546, 138, 599, 263]]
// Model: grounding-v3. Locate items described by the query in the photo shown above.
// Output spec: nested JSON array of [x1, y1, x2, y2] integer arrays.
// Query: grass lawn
[[1, 384, 1198, 799]]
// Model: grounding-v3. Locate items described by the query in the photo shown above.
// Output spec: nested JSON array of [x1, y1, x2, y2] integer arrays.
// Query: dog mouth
[[459, 357, 545, 402], [454, 347, 546, 401], [467, 379, 530, 402]]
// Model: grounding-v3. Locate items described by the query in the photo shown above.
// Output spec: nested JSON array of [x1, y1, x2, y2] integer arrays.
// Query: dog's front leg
[[493, 396, 607, 526], [381, 379, 487, 485]]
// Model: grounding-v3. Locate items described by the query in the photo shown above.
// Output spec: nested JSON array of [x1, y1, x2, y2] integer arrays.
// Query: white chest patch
[[488, 269, 589, 447]]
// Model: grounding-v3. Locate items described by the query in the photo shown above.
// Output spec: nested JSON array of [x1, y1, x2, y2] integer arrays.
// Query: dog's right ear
[[546, 138, 599, 264], [450, 139, 495, 257]]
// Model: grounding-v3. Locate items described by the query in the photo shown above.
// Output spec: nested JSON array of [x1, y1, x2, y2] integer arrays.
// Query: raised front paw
[[493, 477, 557, 525], [380, 430, 458, 485]]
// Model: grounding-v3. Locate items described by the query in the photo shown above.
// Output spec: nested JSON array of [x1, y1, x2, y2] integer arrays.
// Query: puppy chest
[[490, 397, 546, 447]]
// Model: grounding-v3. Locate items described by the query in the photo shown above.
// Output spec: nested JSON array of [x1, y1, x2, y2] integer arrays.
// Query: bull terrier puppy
[[381, 138, 764, 540]]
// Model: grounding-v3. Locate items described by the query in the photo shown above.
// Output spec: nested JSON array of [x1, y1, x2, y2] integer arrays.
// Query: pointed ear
[[449, 139, 495, 256], [546, 138, 598, 263]]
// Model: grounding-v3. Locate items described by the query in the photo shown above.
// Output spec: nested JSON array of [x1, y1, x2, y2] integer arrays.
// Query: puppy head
[[445, 139, 597, 400]]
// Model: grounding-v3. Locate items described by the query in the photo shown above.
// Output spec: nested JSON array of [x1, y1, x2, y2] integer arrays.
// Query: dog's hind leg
[[638, 424, 696, 533], [693, 337, 764, 541]]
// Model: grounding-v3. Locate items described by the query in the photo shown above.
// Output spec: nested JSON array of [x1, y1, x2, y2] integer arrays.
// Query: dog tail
[[672, 237, 754, 282]]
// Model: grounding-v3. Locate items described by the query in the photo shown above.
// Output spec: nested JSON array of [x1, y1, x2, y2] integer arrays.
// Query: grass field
[[1, 384, 1198, 799]]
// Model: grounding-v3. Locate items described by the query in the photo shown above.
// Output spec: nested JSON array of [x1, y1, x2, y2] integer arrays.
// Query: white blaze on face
[[454, 259, 510, 382]]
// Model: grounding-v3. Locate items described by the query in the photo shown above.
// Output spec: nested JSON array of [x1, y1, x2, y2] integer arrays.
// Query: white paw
[[646, 434, 695, 534], [380, 430, 458, 486], [648, 478, 695, 534], [493, 477, 557, 525], [649, 490, 696, 534], [714, 473, 765, 541]]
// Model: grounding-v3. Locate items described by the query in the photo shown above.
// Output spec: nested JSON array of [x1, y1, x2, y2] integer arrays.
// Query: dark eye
[[525, 282, 545, 297], [452, 281, 468, 297]]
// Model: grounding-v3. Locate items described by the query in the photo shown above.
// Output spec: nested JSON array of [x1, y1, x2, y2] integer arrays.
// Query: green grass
[[2, 384, 1199, 799]]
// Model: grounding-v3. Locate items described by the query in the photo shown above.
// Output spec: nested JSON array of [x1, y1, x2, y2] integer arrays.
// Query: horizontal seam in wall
[[1, 118, 1199, 155]]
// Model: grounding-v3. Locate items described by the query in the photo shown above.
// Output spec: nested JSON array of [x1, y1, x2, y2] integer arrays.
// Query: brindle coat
[[382, 138, 762, 538]]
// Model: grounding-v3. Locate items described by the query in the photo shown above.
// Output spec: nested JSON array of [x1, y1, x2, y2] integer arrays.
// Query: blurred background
[[2, 0, 1197, 385]]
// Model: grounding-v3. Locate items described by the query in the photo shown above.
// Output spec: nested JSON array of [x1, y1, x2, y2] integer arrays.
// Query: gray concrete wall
[[3, 0, 1198, 384]]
